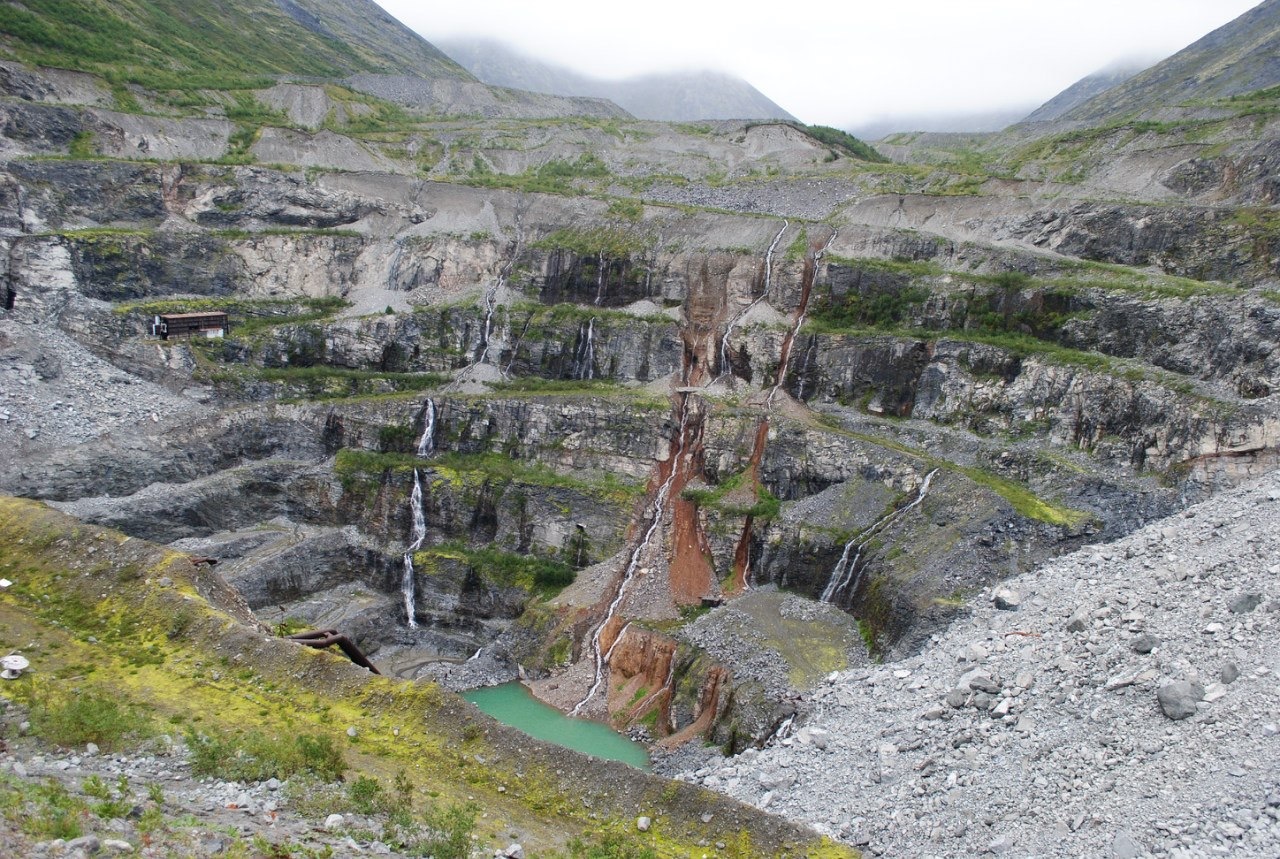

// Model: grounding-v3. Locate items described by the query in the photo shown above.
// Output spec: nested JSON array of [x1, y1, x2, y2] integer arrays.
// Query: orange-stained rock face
[[668, 494, 716, 605], [603, 626, 679, 733], [663, 664, 730, 748]]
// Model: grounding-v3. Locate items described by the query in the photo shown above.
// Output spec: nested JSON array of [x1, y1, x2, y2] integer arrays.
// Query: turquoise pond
[[463, 683, 651, 771]]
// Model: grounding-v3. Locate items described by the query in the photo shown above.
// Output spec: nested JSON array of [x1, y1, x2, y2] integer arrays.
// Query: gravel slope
[[677, 470, 1280, 858]]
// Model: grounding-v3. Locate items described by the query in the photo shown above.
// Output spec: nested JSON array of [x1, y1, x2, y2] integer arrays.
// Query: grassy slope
[[0, 496, 853, 859], [0, 0, 468, 90]]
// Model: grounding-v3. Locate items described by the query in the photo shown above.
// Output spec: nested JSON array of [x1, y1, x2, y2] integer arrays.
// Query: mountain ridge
[[1058, 0, 1280, 122], [1021, 61, 1149, 124], [438, 36, 796, 122]]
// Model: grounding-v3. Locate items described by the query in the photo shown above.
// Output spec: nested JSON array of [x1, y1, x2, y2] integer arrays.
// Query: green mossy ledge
[[0, 496, 854, 858]]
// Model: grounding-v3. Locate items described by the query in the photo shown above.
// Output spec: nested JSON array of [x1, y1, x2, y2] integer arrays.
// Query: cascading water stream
[[401, 468, 429, 629], [458, 214, 524, 378], [570, 402, 692, 717], [768, 228, 837, 404], [629, 644, 679, 731], [474, 286, 498, 364], [795, 335, 817, 402], [594, 251, 606, 305], [416, 398, 436, 457], [820, 468, 939, 605], [574, 318, 596, 380], [718, 220, 789, 380]]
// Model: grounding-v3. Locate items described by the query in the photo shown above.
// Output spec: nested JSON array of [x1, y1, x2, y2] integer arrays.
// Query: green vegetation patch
[[418, 542, 575, 598], [334, 449, 642, 505], [0, 0, 453, 95], [186, 727, 345, 783], [790, 123, 887, 163], [465, 153, 612, 195], [0, 775, 91, 841], [682, 471, 781, 520], [818, 423, 1090, 528], [22, 684, 154, 751], [207, 366, 447, 403], [506, 300, 673, 328]]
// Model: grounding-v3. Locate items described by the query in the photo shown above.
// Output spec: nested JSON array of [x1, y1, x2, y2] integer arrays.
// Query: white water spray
[[571, 403, 692, 716], [575, 318, 596, 380], [458, 214, 524, 379], [416, 398, 436, 457], [475, 287, 497, 364], [795, 336, 817, 402], [718, 220, 789, 380], [401, 468, 429, 629], [768, 228, 837, 404], [594, 251, 606, 305], [820, 468, 939, 605]]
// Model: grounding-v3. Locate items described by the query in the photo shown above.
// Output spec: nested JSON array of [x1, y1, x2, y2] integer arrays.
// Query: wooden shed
[[152, 312, 230, 340]]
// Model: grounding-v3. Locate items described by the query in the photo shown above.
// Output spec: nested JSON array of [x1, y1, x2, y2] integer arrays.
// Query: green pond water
[[463, 682, 651, 771]]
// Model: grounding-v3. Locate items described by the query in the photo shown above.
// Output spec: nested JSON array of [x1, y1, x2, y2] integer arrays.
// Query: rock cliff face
[[1, 41, 1278, 759]]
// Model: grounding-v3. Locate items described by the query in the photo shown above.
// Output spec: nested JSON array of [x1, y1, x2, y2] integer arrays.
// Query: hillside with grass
[[0, 0, 469, 92], [0, 497, 848, 857]]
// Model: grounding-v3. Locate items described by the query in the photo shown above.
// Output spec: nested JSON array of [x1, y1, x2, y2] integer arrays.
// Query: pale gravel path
[[678, 470, 1280, 858]]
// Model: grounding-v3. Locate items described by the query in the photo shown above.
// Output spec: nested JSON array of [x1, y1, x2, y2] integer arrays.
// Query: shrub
[[378, 423, 417, 454], [794, 124, 887, 163], [20, 780, 86, 841], [186, 729, 346, 783], [27, 687, 152, 751], [346, 776, 388, 815], [415, 802, 478, 859], [566, 832, 658, 859]]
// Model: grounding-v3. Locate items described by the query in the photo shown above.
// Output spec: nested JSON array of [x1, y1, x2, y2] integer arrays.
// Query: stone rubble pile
[[0, 734, 439, 858], [0, 322, 207, 448], [677, 472, 1280, 858]]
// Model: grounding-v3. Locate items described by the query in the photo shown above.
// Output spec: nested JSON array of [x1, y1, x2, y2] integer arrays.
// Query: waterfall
[[474, 287, 497, 364], [449, 215, 524, 391], [768, 228, 837, 404], [571, 402, 691, 717], [416, 398, 436, 457], [795, 335, 817, 401], [401, 468, 429, 629], [574, 318, 596, 381], [820, 468, 939, 605], [632, 646, 679, 729], [594, 251, 606, 306], [719, 220, 788, 378]]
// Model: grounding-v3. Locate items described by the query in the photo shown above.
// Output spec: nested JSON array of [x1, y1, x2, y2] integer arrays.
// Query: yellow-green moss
[[0, 496, 854, 858]]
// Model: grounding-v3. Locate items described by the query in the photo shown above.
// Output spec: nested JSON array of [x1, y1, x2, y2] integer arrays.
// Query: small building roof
[[158, 311, 229, 321]]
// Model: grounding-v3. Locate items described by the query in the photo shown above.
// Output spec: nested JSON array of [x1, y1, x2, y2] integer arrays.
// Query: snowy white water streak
[[820, 468, 939, 605], [719, 220, 788, 379], [402, 468, 429, 629], [768, 228, 837, 405], [575, 318, 596, 380], [570, 402, 692, 717], [416, 398, 436, 457]]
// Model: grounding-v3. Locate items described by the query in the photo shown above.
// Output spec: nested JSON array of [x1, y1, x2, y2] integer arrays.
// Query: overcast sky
[[373, 0, 1260, 129]]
